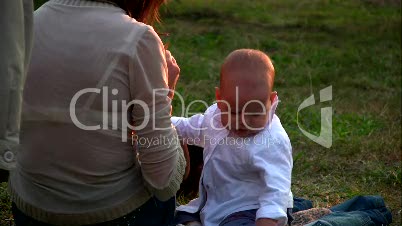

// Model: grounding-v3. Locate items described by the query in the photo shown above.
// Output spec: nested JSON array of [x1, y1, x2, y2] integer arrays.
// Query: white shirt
[[172, 97, 293, 226]]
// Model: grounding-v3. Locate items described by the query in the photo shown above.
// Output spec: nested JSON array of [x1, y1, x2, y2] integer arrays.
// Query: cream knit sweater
[[8, 0, 185, 225]]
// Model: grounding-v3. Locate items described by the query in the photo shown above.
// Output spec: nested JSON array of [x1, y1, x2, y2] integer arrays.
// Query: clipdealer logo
[[69, 86, 333, 148]]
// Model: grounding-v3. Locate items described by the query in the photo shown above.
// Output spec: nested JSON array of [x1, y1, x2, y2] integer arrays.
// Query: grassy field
[[164, 0, 401, 225], [1, 0, 400, 225]]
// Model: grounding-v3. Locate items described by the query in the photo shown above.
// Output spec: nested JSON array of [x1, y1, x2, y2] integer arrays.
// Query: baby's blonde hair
[[220, 49, 275, 92]]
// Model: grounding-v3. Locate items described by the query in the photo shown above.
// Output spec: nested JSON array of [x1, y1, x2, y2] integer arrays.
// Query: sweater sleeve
[[0, 0, 33, 170], [128, 25, 185, 200]]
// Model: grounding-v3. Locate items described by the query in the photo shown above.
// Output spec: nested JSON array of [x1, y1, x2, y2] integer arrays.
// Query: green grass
[[3, 0, 400, 225]]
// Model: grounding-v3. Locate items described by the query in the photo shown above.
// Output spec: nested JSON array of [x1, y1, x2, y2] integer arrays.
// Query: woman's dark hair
[[108, 0, 166, 24]]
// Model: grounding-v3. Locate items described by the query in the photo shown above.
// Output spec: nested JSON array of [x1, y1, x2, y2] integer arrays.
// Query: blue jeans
[[175, 196, 392, 226], [12, 196, 176, 226], [293, 196, 314, 212], [306, 196, 392, 226], [174, 208, 294, 226]]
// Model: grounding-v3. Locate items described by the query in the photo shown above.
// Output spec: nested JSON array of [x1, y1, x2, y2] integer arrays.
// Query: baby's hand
[[256, 218, 278, 226], [185, 221, 202, 226], [180, 142, 191, 180]]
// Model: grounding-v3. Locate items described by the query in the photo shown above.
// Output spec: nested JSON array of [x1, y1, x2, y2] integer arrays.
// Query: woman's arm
[[129, 26, 185, 200]]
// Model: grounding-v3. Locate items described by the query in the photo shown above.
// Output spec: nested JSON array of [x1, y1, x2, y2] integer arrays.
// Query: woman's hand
[[165, 50, 180, 99]]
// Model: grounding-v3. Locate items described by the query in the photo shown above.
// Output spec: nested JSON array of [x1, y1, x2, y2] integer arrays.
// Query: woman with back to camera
[[9, 0, 186, 225]]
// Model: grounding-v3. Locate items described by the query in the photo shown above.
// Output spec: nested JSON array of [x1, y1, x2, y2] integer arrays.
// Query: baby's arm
[[250, 134, 292, 225], [172, 114, 206, 148]]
